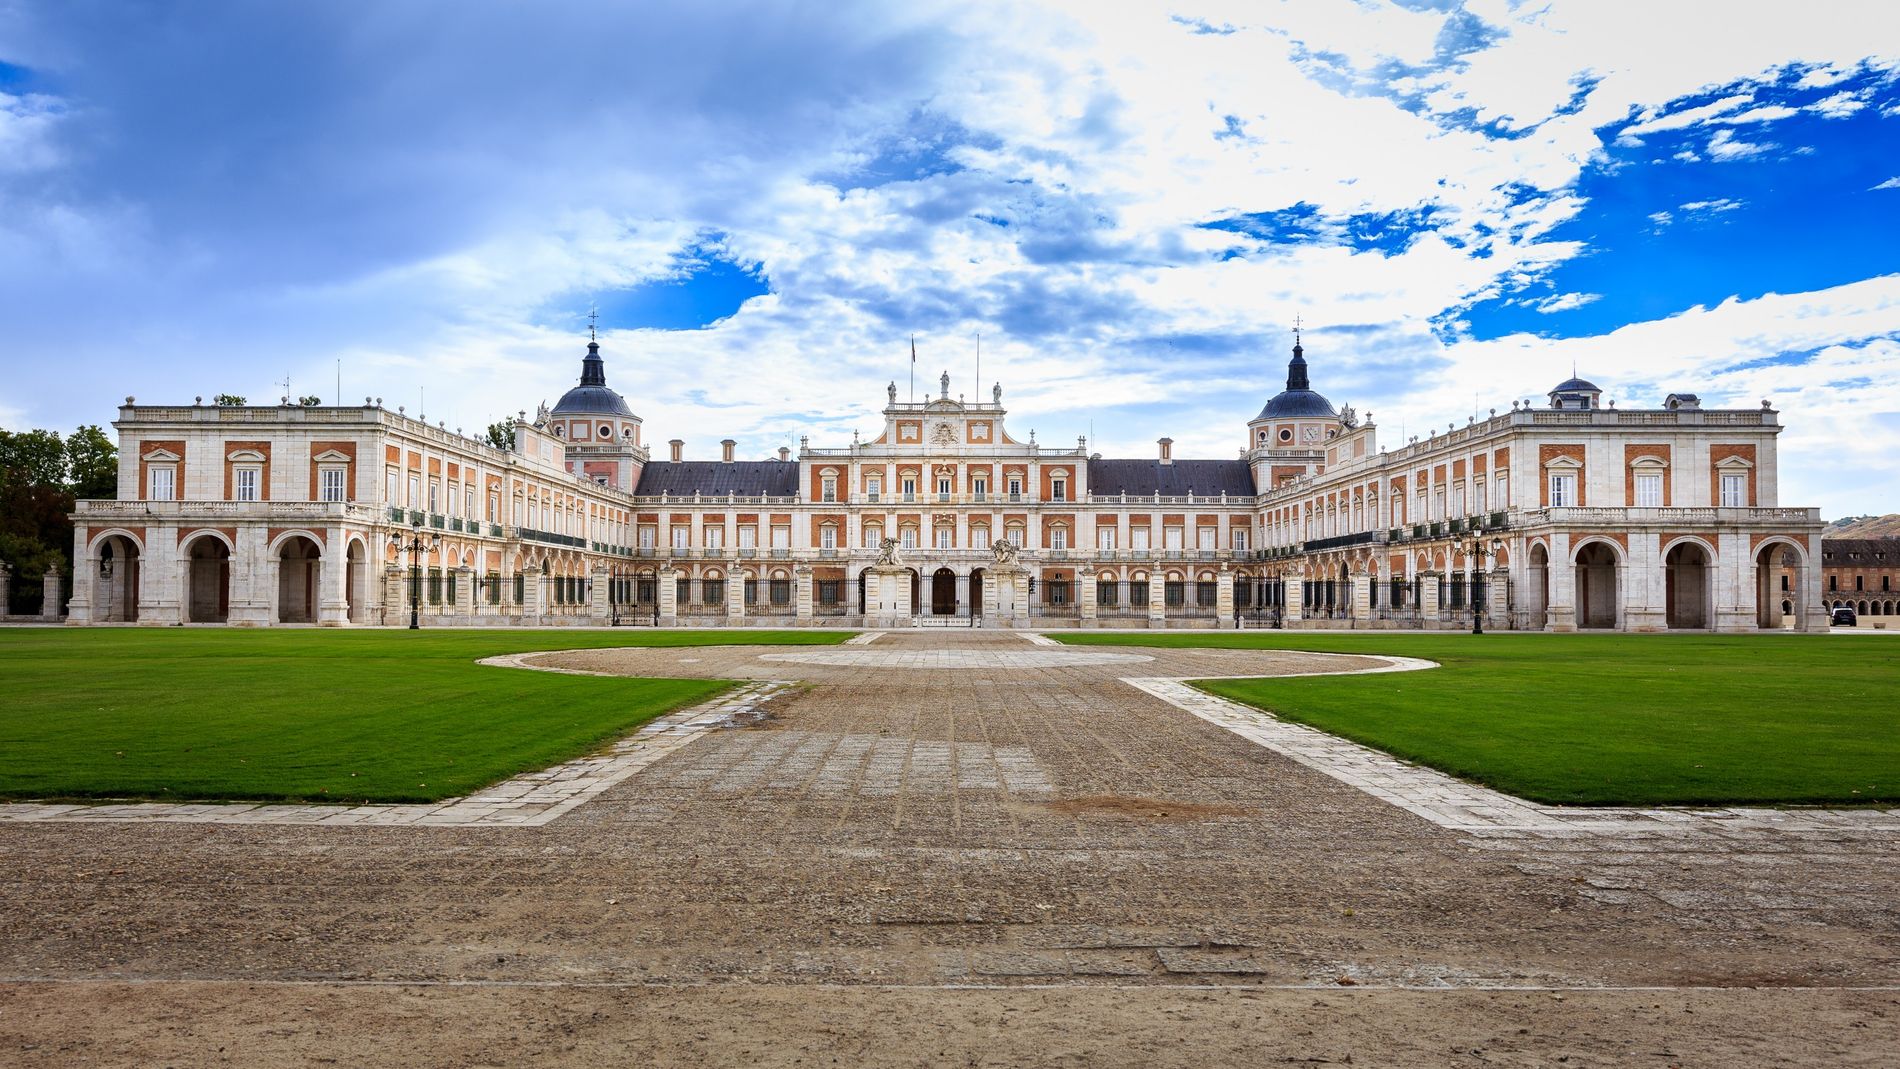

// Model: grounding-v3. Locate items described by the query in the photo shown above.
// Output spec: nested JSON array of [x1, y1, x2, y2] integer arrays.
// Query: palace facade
[[66, 334, 1828, 631]]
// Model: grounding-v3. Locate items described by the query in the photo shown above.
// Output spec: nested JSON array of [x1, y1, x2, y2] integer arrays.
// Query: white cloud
[[1706, 128, 1774, 160], [1534, 292, 1601, 313], [1873, 176, 1900, 190]]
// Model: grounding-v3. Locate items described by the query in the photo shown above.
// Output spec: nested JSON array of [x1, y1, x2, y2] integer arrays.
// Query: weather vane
[[1293, 313, 1303, 344], [587, 306, 599, 342]]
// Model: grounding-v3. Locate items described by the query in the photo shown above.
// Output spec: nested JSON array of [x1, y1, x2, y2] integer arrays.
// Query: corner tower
[[1246, 332, 1344, 491]]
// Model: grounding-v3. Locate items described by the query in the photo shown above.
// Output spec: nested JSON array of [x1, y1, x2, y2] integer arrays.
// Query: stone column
[[1077, 564, 1097, 626], [64, 528, 93, 625], [1623, 532, 1664, 632], [1350, 570, 1372, 623], [1418, 569, 1441, 630], [319, 530, 351, 626], [40, 569, 64, 621], [1489, 565, 1511, 629], [521, 564, 543, 621], [725, 569, 747, 626], [795, 565, 814, 624], [1283, 572, 1303, 627], [227, 526, 272, 626], [1216, 566, 1235, 628], [981, 570, 999, 622], [589, 563, 610, 623], [657, 565, 679, 627], [1546, 532, 1576, 631], [1146, 574, 1165, 629], [455, 566, 476, 624], [1713, 528, 1752, 633]]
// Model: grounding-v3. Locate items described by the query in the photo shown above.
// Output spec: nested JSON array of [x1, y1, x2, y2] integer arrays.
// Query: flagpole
[[909, 334, 915, 404], [976, 331, 981, 400]]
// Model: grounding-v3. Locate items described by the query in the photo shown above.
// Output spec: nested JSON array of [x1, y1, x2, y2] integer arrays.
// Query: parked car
[[1832, 606, 1858, 627]]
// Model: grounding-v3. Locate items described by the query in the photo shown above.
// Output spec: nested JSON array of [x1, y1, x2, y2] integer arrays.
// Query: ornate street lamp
[[1467, 535, 1504, 635], [389, 519, 440, 630]]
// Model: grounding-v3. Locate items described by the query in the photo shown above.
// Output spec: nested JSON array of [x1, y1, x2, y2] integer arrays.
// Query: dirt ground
[[1, 630, 1895, 1067]]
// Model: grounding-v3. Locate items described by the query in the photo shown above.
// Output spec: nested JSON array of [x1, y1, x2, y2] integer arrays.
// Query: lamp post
[[1467, 535, 1503, 635], [389, 519, 439, 630]]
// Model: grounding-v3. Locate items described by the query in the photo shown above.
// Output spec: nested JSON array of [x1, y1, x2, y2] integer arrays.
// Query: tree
[[213, 393, 246, 406], [0, 428, 67, 488], [485, 417, 517, 452], [66, 425, 118, 500], [0, 428, 77, 613], [299, 395, 322, 407]]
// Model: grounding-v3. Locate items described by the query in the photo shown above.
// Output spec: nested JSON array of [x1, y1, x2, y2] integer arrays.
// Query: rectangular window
[[821, 476, 837, 503], [428, 480, 439, 512], [1197, 527, 1216, 550], [972, 477, 988, 500], [1045, 580, 1070, 606], [1495, 474, 1510, 509], [1050, 479, 1066, 502], [1164, 527, 1184, 551], [672, 527, 690, 549], [488, 492, 499, 522], [148, 466, 176, 501], [771, 526, 790, 549], [385, 469, 398, 503], [866, 476, 881, 502], [971, 527, 990, 549], [465, 487, 474, 517], [1098, 527, 1116, 551], [1050, 527, 1068, 550], [817, 580, 841, 605], [820, 526, 838, 550], [863, 526, 883, 548], [901, 477, 917, 501], [704, 527, 723, 550], [408, 474, 419, 508], [901, 528, 918, 549], [1131, 528, 1150, 551], [319, 468, 346, 502], [936, 527, 953, 548], [1130, 581, 1150, 607], [234, 467, 259, 502], [1232, 529, 1248, 551], [1007, 477, 1022, 502], [1196, 582, 1218, 608], [738, 526, 756, 549], [770, 579, 792, 606], [937, 476, 952, 499], [1634, 472, 1663, 507], [1164, 581, 1185, 607], [1474, 481, 1486, 513], [1549, 473, 1577, 507], [1720, 473, 1746, 507]]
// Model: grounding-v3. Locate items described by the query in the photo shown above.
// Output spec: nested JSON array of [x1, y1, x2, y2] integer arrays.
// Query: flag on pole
[[911, 335, 917, 363]]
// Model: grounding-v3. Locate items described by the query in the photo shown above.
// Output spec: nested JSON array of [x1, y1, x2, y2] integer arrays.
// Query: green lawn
[[1054, 631, 1900, 807], [0, 628, 849, 804]]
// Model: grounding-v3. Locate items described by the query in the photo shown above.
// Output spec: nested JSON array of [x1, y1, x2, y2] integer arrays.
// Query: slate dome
[[1254, 341, 1337, 421], [551, 341, 634, 418]]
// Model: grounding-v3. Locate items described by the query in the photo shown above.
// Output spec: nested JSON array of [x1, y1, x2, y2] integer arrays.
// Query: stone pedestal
[[1283, 576, 1303, 626], [1078, 565, 1097, 624], [452, 567, 474, 622], [40, 569, 63, 621], [1350, 571, 1372, 622], [64, 542, 92, 624], [795, 566, 814, 623], [865, 564, 912, 627], [318, 538, 352, 626], [0, 561, 10, 616], [588, 564, 609, 623], [382, 564, 407, 625], [657, 566, 679, 627], [725, 570, 746, 626], [521, 565, 544, 621], [1489, 566, 1511, 630], [1216, 567, 1235, 628], [1418, 570, 1441, 630]]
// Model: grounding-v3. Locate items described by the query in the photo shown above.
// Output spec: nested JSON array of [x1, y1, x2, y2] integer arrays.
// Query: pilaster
[[726, 569, 746, 625], [657, 565, 679, 627], [1078, 564, 1098, 624], [795, 565, 814, 623], [1216, 566, 1235, 628], [589, 563, 610, 622], [40, 569, 64, 621]]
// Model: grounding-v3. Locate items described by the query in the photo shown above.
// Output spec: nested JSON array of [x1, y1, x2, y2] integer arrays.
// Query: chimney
[[1158, 437, 1174, 465], [777, 446, 791, 462], [721, 438, 736, 463], [669, 439, 683, 463]]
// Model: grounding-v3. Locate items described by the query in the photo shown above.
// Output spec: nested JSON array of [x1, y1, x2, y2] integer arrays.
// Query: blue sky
[[1, 1, 1897, 516]]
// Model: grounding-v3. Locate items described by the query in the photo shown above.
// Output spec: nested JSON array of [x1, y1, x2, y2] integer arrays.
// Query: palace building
[[66, 333, 1828, 632]]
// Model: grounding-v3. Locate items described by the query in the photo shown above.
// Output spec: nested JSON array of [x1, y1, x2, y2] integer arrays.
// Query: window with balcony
[[408, 474, 420, 508], [866, 475, 882, 502], [901, 477, 917, 502], [936, 476, 952, 500], [972, 477, 988, 500], [428, 480, 439, 512], [1007, 477, 1022, 502]]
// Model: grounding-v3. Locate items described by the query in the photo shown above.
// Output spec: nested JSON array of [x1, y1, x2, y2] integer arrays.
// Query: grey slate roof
[[1822, 538, 1900, 564], [1086, 459, 1256, 497], [633, 460, 800, 497]]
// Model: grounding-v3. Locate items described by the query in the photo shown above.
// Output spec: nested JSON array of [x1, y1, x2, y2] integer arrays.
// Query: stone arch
[[1662, 539, 1713, 630], [345, 536, 369, 623], [181, 532, 232, 623], [1753, 536, 1809, 630], [1526, 541, 1550, 629], [91, 529, 144, 623], [1574, 539, 1621, 629], [276, 533, 323, 624]]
